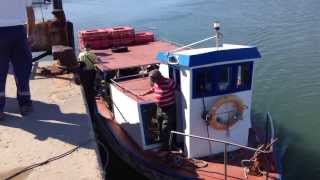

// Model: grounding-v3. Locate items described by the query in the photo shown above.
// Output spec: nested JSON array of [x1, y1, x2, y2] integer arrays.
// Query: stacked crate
[[109, 27, 135, 47], [79, 26, 155, 50], [134, 32, 155, 45], [79, 29, 111, 50]]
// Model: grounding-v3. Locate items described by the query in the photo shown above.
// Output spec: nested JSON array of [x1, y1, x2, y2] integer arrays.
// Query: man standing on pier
[[0, 0, 34, 120]]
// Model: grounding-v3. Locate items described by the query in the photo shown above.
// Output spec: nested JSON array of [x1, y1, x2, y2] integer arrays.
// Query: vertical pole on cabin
[[224, 144, 228, 180], [213, 21, 222, 48]]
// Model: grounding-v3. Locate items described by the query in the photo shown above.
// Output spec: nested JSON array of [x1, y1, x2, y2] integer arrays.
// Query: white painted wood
[[110, 84, 143, 147], [110, 84, 162, 150], [178, 61, 255, 158], [187, 91, 252, 158], [178, 69, 193, 157]]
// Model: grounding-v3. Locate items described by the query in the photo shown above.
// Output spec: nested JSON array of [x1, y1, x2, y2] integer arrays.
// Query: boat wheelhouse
[[156, 43, 261, 158]]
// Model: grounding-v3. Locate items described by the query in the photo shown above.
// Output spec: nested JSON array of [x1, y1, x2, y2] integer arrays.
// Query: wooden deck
[[0, 62, 103, 180]]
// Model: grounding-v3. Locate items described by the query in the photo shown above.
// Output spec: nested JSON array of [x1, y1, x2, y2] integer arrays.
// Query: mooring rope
[[4, 138, 108, 180]]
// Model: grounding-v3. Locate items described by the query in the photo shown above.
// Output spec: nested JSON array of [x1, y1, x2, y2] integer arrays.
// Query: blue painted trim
[[156, 47, 261, 68], [156, 51, 170, 64]]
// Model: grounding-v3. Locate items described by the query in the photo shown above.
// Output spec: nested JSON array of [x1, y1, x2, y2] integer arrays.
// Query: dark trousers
[[0, 25, 32, 112], [159, 103, 177, 149]]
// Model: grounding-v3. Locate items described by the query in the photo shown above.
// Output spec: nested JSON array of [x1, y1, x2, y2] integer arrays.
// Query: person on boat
[[0, 0, 35, 120], [140, 69, 177, 150], [77, 44, 98, 115], [78, 44, 98, 71]]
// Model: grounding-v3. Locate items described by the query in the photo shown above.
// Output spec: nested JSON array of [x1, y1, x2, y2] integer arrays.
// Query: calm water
[[35, 0, 320, 179]]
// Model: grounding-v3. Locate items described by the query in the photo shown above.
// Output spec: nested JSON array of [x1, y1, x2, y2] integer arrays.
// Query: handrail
[[265, 112, 276, 180], [169, 131, 276, 154], [171, 36, 216, 52], [169, 122, 278, 180], [113, 72, 148, 82], [267, 112, 275, 141], [110, 79, 145, 101]]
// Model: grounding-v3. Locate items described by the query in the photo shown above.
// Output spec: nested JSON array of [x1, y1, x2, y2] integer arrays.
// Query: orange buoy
[[208, 95, 245, 130]]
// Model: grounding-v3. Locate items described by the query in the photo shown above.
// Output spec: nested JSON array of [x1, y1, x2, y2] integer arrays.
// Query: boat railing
[[169, 112, 277, 180], [263, 112, 276, 179], [112, 72, 149, 82], [110, 79, 145, 101], [265, 112, 275, 149]]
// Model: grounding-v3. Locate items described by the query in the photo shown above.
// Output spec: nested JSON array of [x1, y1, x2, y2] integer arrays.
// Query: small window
[[194, 69, 213, 97], [218, 66, 232, 91], [236, 63, 251, 88]]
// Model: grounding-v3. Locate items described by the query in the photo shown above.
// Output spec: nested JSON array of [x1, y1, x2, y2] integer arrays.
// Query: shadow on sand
[[0, 97, 94, 149]]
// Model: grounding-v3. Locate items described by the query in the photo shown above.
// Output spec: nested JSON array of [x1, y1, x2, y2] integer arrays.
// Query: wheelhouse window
[[237, 64, 251, 88], [217, 66, 232, 91], [192, 62, 253, 98], [193, 68, 214, 97], [236, 63, 252, 90]]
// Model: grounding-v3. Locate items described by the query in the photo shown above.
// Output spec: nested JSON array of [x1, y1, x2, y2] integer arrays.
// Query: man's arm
[[139, 88, 154, 96]]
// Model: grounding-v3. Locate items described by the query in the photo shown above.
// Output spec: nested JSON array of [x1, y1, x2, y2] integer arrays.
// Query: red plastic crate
[[111, 37, 135, 47], [134, 32, 155, 45], [79, 39, 111, 50], [79, 29, 111, 40], [109, 27, 135, 39]]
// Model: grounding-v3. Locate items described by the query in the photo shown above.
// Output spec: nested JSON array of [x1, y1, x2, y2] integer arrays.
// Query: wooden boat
[[83, 24, 283, 179]]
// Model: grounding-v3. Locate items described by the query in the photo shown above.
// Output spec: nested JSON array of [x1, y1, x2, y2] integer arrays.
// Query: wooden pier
[[0, 62, 103, 180]]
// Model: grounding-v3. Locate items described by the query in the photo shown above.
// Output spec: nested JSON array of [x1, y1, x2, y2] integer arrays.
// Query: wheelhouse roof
[[156, 44, 261, 68]]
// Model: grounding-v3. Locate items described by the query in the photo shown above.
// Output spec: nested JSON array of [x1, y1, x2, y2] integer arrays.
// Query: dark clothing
[[159, 103, 177, 149], [0, 25, 32, 112], [79, 69, 96, 115]]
